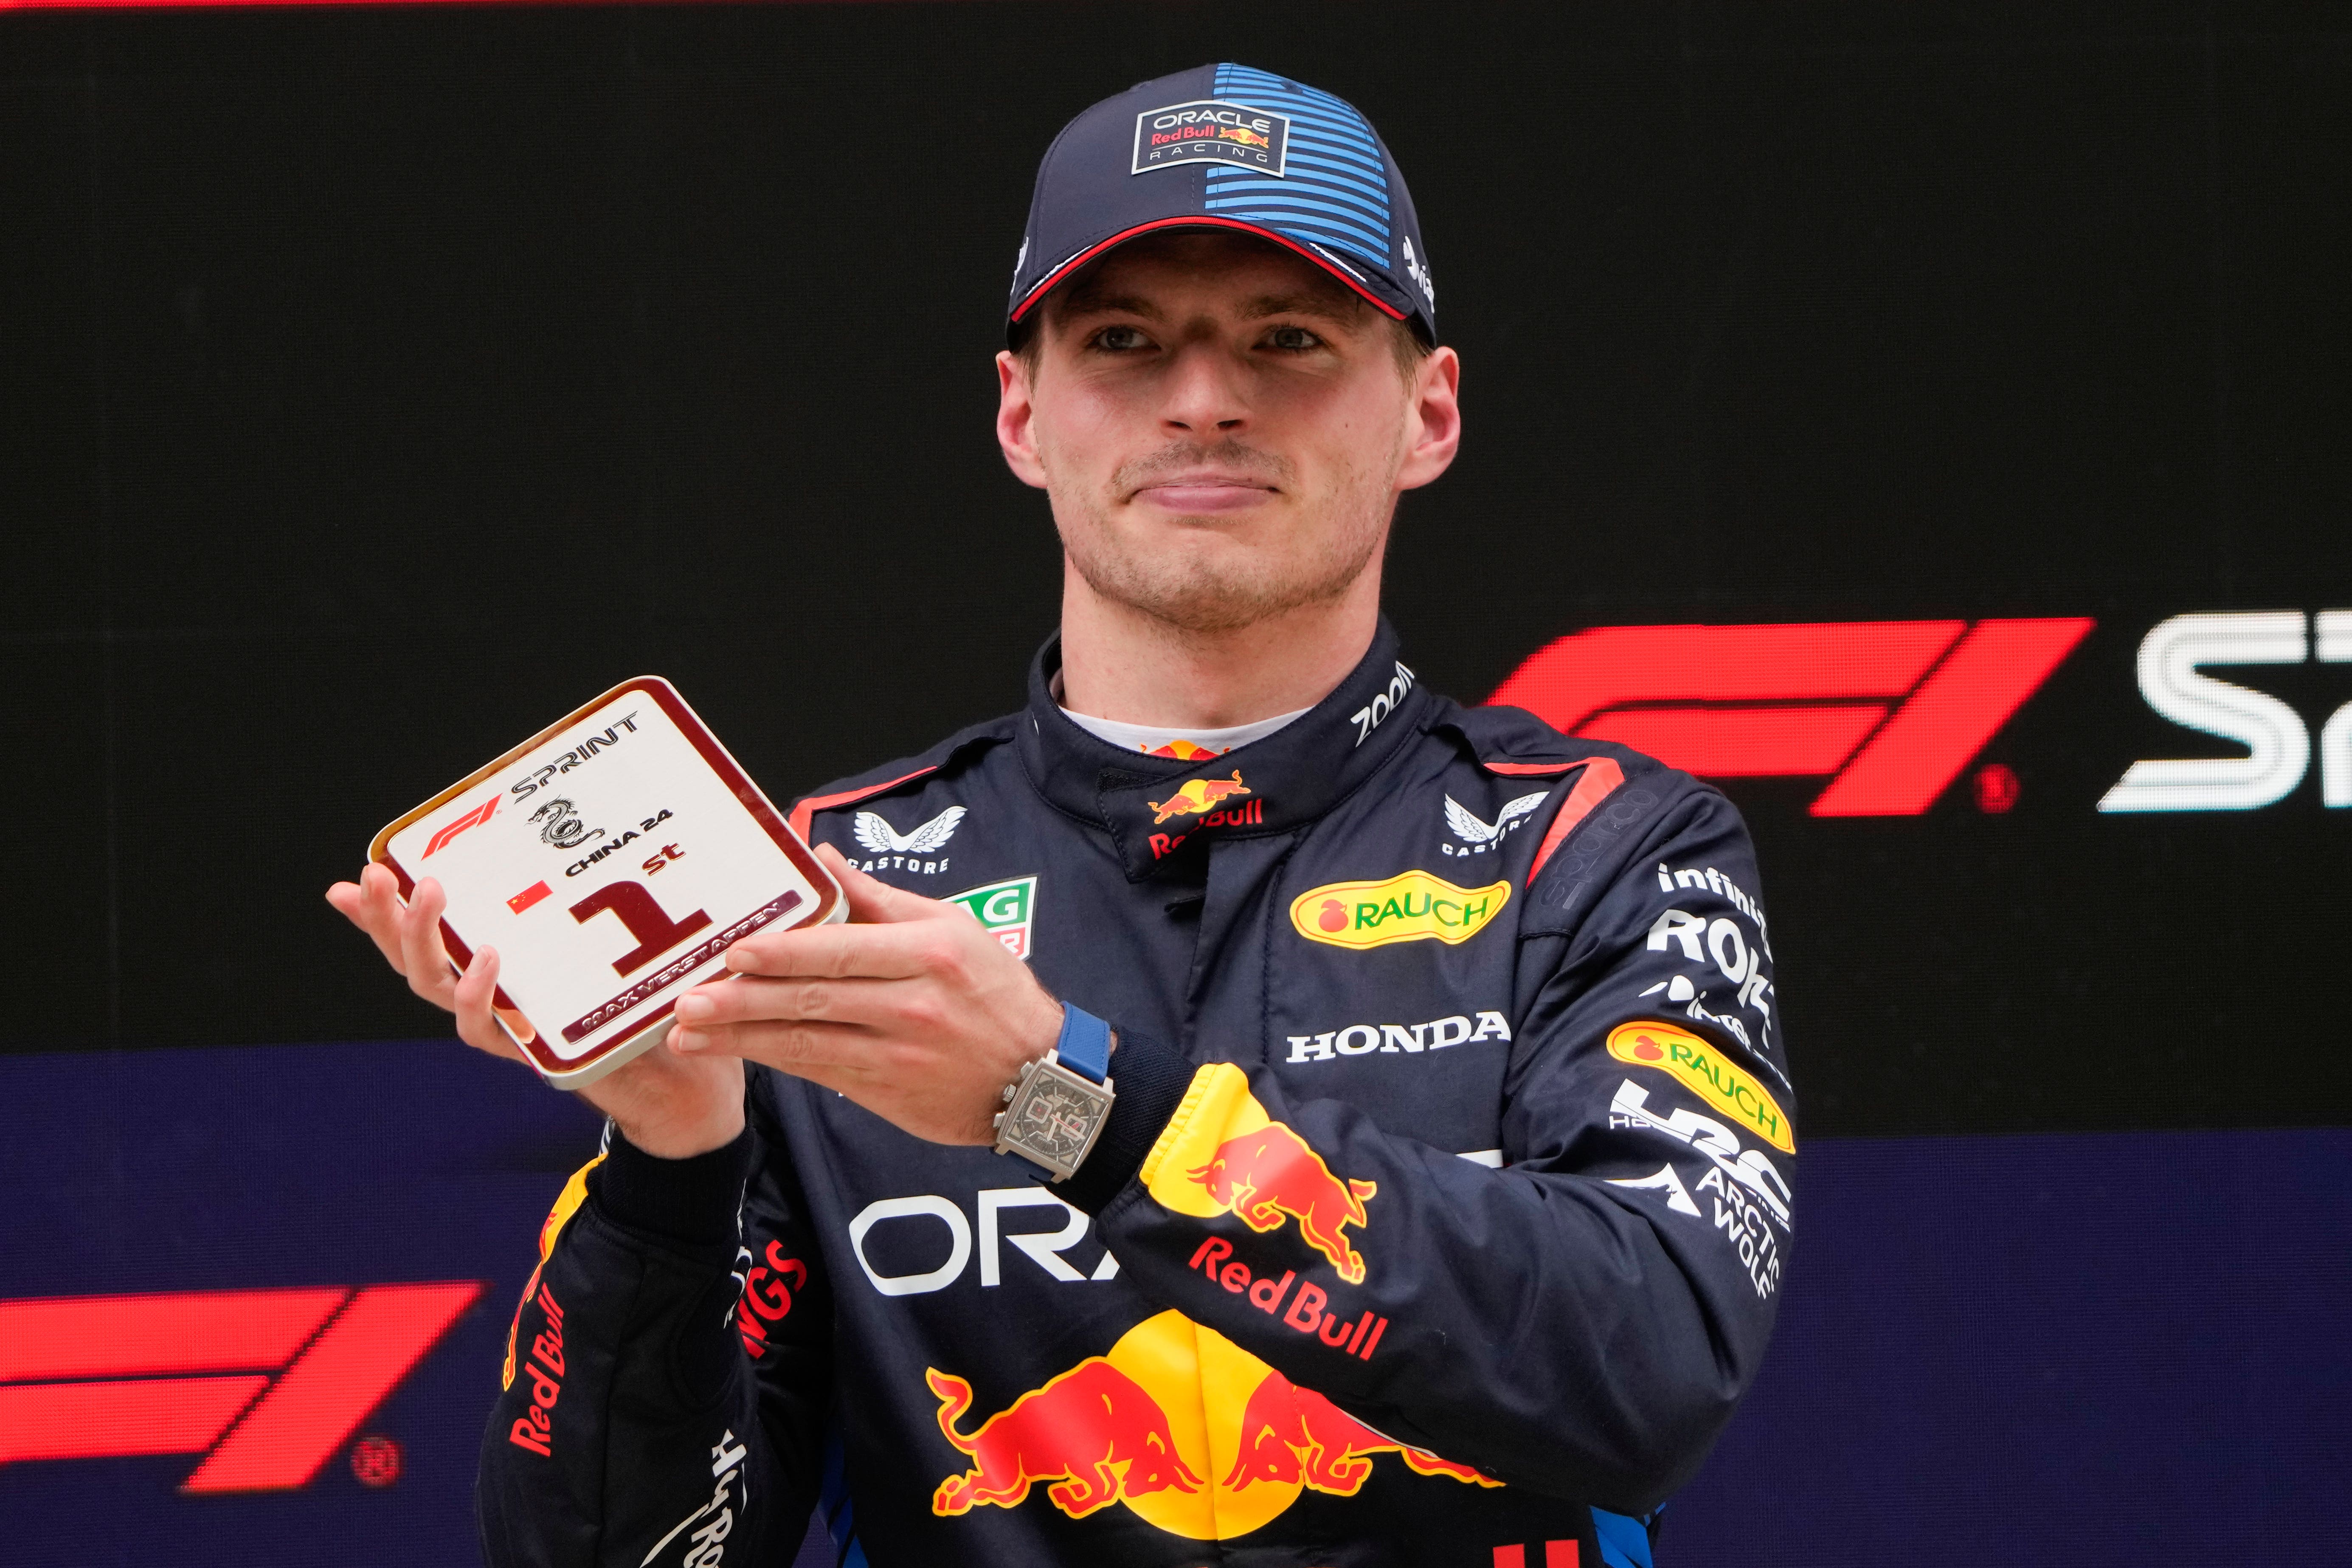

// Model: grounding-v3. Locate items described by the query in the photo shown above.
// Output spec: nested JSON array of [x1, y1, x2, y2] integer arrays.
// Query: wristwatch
[[992, 1003, 1116, 1182]]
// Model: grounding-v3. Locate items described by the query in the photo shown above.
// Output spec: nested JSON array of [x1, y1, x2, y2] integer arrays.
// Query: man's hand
[[324, 864, 746, 1158], [667, 845, 1066, 1145]]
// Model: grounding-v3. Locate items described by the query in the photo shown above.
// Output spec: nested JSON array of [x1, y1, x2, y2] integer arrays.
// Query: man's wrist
[[1055, 1027, 1196, 1214], [592, 1121, 756, 1248]]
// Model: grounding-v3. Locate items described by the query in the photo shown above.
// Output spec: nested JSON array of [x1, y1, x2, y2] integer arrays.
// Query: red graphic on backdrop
[[1486, 618, 2093, 816], [1974, 763, 2021, 814], [0, 1282, 480, 1492], [349, 1433, 403, 1487]]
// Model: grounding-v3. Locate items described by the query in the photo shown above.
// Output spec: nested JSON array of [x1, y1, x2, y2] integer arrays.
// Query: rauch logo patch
[[1289, 872, 1511, 950], [1132, 100, 1289, 176], [1605, 1021, 1793, 1153]]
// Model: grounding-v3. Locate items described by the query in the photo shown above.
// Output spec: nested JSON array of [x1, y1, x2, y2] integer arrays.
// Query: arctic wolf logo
[[852, 805, 966, 856]]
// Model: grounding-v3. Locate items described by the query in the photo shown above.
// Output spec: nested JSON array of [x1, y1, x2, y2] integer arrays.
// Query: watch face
[[1009, 1071, 1108, 1167]]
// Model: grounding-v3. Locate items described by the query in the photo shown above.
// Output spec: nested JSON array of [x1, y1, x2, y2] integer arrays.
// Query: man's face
[[996, 231, 1460, 635]]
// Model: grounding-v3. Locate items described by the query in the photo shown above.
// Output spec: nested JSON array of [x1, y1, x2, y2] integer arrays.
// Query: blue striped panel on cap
[[1204, 64, 1393, 270]]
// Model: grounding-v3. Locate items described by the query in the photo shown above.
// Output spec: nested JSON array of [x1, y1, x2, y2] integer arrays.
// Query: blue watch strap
[[1055, 1002, 1113, 1083]]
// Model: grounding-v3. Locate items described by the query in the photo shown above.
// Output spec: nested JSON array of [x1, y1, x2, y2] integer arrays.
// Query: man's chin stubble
[[1066, 529, 1384, 636]]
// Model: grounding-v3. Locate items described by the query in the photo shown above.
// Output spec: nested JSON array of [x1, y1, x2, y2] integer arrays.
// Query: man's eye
[[1092, 325, 1151, 352], [1266, 325, 1324, 352]]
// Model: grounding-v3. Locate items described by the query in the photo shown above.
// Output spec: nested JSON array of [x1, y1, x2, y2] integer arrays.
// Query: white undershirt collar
[[1050, 673, 1308, 760]]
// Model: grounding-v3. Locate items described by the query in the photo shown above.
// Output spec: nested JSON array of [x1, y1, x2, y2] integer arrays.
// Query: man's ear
[[996, 349, 1051, 490], [1395, 345, 1463, 493]]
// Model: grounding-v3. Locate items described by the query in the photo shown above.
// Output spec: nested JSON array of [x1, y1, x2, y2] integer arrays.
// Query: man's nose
[[1159, 343, 1249, 435]]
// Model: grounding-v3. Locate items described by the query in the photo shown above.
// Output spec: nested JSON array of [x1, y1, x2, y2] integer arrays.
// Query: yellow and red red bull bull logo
[[1143, 738, 1222, 761], [1147, 770, 1252, 825], [1141, 1064, 1379, 1282], [1187, 1123, 1377, 1284], [926, 1310, 1494, 1539]]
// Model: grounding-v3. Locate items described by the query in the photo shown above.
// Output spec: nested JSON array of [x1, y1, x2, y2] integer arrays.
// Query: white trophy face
[[374, 678, 841, 1086]]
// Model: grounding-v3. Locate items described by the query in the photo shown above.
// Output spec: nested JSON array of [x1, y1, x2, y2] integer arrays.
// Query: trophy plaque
[[371, 677, 843, 1087]]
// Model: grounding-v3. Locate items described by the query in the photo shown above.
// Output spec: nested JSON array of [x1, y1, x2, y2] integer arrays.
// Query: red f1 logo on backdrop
[[0, 1282, 480, 1492], [1488, 618, 2096, 815]]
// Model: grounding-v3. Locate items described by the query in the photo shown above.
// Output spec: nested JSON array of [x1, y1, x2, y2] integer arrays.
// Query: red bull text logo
[[1149, 794, 1264, 858], [1147, 770, 1253, 825], [506, 1284, 565, 1457], [1187, 1236, 1388, 1358], [925, 1311, 1492, 1540]]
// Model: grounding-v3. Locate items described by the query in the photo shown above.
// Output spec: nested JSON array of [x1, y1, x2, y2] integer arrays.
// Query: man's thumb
[[817, 843, 946, 925]]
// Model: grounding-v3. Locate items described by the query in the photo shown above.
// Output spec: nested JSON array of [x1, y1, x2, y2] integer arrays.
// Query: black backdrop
[[7, 0, 2349, 1144]]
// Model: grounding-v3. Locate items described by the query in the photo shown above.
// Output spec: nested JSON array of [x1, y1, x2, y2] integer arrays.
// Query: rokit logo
[[2099, 610, 2352, 812], [0, 1281, 481, 1491]]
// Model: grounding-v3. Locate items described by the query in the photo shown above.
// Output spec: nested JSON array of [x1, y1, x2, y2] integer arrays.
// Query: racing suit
[[477, 620, 1796, 1568]]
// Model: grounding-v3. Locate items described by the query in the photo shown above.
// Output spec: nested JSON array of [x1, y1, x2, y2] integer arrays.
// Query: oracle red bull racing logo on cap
[[1141, 1064, 1379, 1284], [924, 1310, 1494, 1539], [1132, 100, 1290, 175]]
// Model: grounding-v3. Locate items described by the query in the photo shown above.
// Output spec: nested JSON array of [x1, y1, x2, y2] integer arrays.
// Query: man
[[331, 63, 1793, 1568]]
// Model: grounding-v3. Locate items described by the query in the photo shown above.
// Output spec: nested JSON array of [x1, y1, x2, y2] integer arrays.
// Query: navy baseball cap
[[1007, 64, 1437, 347]]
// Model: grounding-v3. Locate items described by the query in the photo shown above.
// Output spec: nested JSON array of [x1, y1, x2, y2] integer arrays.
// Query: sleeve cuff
[[590, 1122, 755, 1249], [1058, 1027, 1194, 1215]]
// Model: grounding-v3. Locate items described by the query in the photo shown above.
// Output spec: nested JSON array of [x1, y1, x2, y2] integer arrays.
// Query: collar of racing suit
[[1015, 616, 1432, 883]]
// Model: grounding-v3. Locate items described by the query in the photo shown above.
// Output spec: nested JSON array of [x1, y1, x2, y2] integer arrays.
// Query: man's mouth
[[1130, 473, 1279, 515]]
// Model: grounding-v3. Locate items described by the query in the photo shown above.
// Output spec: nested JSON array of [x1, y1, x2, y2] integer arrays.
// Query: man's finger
[[724, 917, 956, 982], [820, 845, 955, 926], [674, 1016, 881, 1074], [397, 877, 460, 1004], [336, 863, 413, 974], [450, 946, 523, 1061], [324, 878, 394, 960], [676, 972, 919, 1031]]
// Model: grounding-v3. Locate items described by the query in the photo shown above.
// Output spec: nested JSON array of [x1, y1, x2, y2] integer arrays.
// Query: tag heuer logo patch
[[1132, 100, 1289, 176], [947, 875, 1036, 960]]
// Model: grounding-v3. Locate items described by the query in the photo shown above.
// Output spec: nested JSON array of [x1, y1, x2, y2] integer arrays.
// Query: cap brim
[[1008, 215, 1411, 335]]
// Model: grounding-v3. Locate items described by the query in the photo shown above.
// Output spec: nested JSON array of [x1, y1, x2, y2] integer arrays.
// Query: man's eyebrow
[[1243, 291, 1363, 323], [1055, 291, 1164, 320]]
